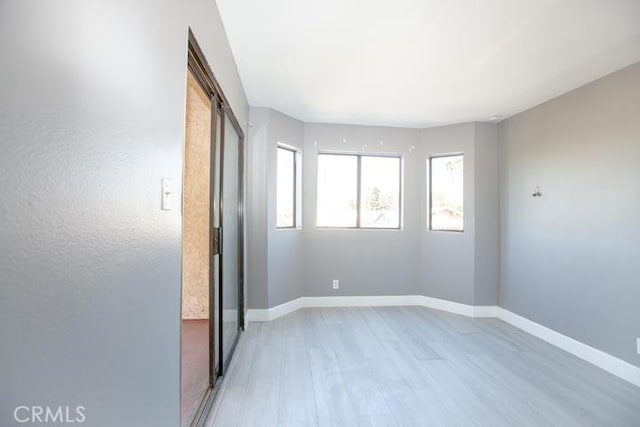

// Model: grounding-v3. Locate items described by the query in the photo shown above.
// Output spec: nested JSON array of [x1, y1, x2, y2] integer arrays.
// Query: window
[[276, 145, 300, 228], [317, 153, 401, 228], [429, 154, 464, 231]]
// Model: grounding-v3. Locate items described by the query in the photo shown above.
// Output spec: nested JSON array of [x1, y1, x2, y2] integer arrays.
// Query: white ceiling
[[217, 0, 640, 128]]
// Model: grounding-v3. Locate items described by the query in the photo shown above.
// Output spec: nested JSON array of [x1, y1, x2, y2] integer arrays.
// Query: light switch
[[162, 178, 173, 211]]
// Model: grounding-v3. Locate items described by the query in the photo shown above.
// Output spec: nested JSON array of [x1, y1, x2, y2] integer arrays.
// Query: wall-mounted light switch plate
[[637, 337, 640, 355], [332, 279, 339, 290], [162, 178, 173, 211]]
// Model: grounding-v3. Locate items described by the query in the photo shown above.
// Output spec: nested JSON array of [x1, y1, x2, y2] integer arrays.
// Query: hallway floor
[[182, 319, 209, 425], [208, 306, 640, 427]]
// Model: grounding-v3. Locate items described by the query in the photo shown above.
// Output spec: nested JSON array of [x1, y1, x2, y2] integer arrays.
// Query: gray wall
[[498, 62, 640, 367], [248, 114, 498, 308], [246, 107, 305, 309], [0, 1, 248, 426], [246, 108, 270, 309], [419, 124, 476, 304], [302, 124, 422, 297], [266, 110, 305, 307], [474, 123, 499, 305], [418, 122, 499, 306]]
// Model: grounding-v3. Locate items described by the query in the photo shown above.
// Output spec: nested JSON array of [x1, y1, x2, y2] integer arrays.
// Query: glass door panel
[[221, 114, 241, 366], [212, 105, 223, 376]]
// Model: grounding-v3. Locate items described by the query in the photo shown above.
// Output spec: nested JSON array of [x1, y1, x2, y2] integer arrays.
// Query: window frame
[[276, 143, 301, 229], [316, 151, 403, 230], [428, 153, 464, 233]]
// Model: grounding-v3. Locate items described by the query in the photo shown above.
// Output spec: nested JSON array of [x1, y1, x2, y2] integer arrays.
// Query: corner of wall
[[473, 122, 499, 306], [246, 107, 270, 309], [251, 108, 306, 308], [419, 122, 476, 306]]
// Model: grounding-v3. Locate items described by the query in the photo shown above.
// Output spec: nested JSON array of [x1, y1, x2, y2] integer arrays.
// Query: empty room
[[1, 1, 640, 426]]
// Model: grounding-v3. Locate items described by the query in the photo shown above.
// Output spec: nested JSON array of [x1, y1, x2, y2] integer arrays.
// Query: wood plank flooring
[[207, 307, 640, 427]]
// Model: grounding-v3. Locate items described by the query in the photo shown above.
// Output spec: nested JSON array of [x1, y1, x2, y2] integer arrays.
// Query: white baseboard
[[416, 295, 497, 318], [302, 295, 419, 308], [246, 295, 496, 322], [473, 305, 500, 318], [497, 307, 640, 388], [245, 297, 304, 322]]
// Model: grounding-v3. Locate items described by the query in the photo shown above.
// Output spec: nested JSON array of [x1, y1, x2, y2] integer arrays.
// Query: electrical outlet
[[332, 279, 339, 290], [637, 338, 640, 355]]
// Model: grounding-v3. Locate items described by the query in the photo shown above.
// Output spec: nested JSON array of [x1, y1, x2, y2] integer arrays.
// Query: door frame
[[183, 28, 245, 427]]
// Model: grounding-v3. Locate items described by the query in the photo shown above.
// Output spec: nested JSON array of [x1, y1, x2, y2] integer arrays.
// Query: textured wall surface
[[499, 61, 640, 367], [0, 1, 248, 426], [182, 71, 211, 320]]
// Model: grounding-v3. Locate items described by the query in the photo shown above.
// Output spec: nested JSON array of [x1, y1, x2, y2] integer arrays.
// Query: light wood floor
[[207, 307, 640, 427]]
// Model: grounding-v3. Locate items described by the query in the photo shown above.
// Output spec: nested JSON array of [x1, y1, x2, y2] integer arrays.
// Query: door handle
[[212, 227, 222, 255]]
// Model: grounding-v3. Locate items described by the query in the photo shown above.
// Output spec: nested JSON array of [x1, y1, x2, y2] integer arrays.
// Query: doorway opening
[[181, 30, 245, 427]]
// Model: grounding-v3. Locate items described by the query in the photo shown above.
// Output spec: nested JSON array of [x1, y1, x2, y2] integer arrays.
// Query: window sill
[[275, 226, 303, 232], [314, 226, 403, 231]]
